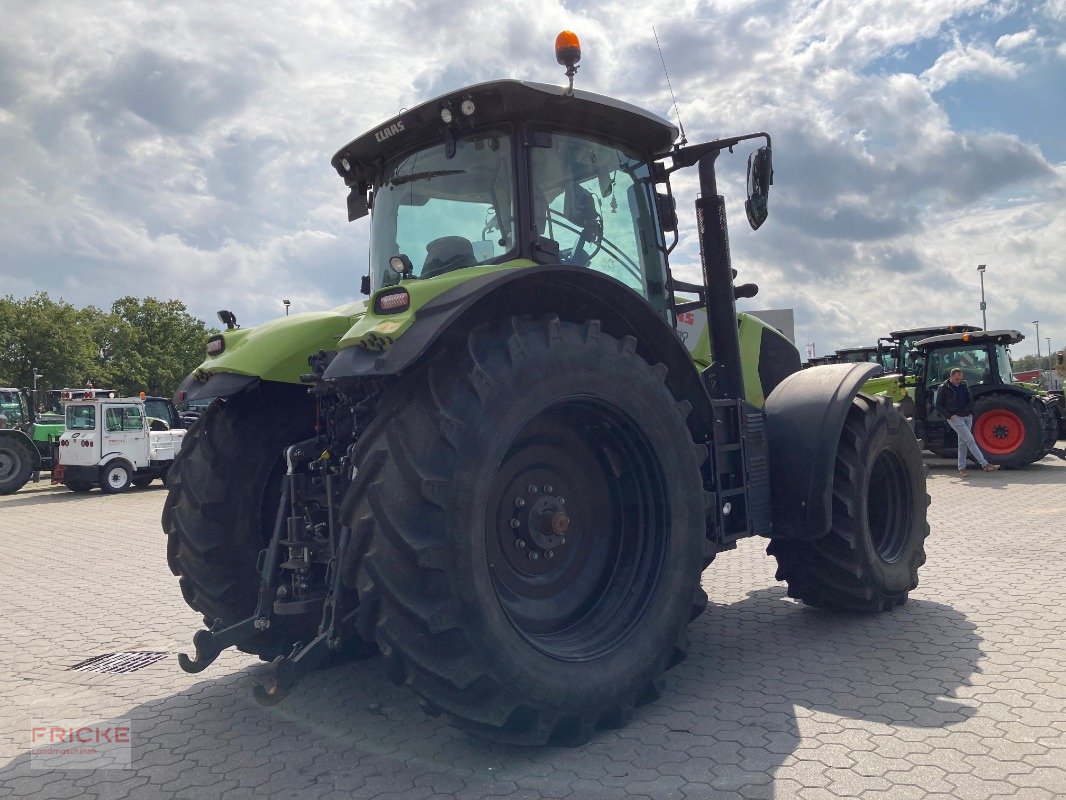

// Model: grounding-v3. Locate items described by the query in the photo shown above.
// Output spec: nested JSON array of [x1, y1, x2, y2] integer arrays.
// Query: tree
[[0, 293, 215, 399], [98, 297, 216, 396], [0, 292, 102, 393]]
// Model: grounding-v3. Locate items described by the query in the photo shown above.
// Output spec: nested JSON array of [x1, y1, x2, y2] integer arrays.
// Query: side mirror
[[655, 192, 677, 233], [360, 275, 371, 296], [744, 146, 773, 230], [347, 188, 369, 221]]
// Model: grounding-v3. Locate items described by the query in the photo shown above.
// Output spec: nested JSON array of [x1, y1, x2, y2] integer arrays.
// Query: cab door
[[102, 404, 147, 469]]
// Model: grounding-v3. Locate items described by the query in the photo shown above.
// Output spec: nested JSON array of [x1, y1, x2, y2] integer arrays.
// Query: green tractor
[[912, 329, 1064, 467], [165, 35, 929, 745], [0, 386, 66, 494]]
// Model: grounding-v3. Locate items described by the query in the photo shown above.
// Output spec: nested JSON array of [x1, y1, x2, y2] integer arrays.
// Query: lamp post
[[1033, 321, 1041, 385], [977, 264, 987, 330], [283, 299, 291, 316]]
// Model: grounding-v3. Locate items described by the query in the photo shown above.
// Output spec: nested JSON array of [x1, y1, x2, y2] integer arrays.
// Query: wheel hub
[[0, 452, 14, 480], [504, 482, 572, 572], [992, 424, 1009, 439]]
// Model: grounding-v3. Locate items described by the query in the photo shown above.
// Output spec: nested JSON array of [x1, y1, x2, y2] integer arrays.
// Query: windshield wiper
[[388, 169, 466, 187]]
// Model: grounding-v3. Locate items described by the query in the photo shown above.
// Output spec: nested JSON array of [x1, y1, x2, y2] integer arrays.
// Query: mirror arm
[[663, 132, 772, 175]]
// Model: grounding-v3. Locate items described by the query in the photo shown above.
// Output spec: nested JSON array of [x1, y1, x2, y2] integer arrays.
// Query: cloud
[[921, 35, 1024, 91], [0, 0, 1062, 363], [995, 29, 1037, 50]]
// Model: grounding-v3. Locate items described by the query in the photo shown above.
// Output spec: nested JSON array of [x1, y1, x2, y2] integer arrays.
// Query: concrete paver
[[1, 452, 1064, 798]]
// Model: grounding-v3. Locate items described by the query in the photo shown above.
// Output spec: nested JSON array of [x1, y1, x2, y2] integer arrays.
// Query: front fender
[[764, 362, 882, 540]]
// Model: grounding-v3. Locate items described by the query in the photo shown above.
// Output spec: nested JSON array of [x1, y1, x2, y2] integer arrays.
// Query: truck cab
[[56, 397, 186, 493]]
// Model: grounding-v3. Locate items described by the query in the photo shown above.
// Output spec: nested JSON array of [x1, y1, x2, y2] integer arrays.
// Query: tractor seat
[[422, 236, 476, 279]]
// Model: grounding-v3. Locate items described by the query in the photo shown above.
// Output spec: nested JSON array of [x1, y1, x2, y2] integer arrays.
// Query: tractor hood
[[190, 301, 368, 386]]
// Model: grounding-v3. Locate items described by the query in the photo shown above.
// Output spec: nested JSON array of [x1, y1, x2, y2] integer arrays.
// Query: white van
[[55, 396, 186, 493]]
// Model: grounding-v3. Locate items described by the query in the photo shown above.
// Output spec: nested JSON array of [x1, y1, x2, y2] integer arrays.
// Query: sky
[[1, 0, 1063, 359]]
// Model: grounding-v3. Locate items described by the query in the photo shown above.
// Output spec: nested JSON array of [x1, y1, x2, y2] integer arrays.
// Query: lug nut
[[557, 497, 565, 505], [510, 519, 521, 528], [560, 536, 566, 545], [545, 550, 554, 559], [527, 484, 538, 494], [528, 551, 539, 561], [516, 539, 527, 549], [515, 497, 526, 508], [544, 484, 554, 494]]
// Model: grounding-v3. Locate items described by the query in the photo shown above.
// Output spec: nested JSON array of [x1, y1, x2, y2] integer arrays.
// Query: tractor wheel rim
[[486, 399, 666, 662], [867, 448, 912, 563], [108, 467, 127, 487], [0, 450, 14, 480], [974, 409, 1024, 455]]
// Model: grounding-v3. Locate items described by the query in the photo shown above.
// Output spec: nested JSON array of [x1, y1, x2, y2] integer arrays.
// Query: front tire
[[341, 316, 708, 745], [768, 395, 929, 612]]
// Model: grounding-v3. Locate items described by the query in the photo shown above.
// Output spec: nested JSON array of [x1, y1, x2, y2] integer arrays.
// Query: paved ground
[[1, 451, 1064, 800]]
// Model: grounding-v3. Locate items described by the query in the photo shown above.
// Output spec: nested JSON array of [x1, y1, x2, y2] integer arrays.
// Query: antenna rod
[[653, 26, 687, 146]]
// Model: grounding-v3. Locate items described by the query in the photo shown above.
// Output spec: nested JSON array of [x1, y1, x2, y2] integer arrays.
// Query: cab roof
[[331, 79, 679, 185], [890, 323, 981, 339], [835, 347, 876, 355], [915, 329, 1024, 348]]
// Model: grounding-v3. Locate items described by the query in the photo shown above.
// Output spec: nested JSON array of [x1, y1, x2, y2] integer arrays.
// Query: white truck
[[55, 395, 186, 493]]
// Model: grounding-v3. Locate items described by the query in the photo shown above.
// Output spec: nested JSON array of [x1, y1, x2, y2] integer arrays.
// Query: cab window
[[66, 405, 96, 431], [531, 133, 657, 295], [105, 407, 144, 432], [926, 346, 991, 385]]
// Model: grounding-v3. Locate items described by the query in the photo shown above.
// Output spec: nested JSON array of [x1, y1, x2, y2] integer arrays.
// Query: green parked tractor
[[912, 329, 1064, 467], [165, 34, 929, 745], [0, 386, 65, 494]]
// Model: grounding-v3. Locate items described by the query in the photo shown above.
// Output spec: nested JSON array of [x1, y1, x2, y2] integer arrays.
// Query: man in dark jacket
[[935, 367, 1000, 476]]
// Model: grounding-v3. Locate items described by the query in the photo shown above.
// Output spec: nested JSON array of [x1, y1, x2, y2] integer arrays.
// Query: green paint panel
[[737, 314, 767, 407], [197, 301, 369, 385], [338, 261, 537, 350]]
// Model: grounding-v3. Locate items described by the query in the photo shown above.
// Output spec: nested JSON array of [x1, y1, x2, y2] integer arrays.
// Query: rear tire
[[133, 476, 155, 488], [162, 383, 325, 659], [0, 436, 34, 495], [768, 394, 929, 612], [100, 461, 133, 494], [66, 481, 93, 493], [340, 316, 708, 745], [971, 394, 1043, 468]]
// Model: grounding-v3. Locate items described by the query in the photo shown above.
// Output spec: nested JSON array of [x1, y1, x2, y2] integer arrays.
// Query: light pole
[[1033, 321, 1041, 385], [977, 264, 987, 330], [283, 299, 291, 316], [1047, 337, 1052, 370]]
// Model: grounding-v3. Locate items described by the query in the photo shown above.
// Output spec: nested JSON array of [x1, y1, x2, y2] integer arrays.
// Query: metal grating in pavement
[[68, 651, 170, 674]]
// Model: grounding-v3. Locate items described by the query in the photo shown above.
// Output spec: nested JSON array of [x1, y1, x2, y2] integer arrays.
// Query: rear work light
[[206, 336, 225, 356], [375, 289, 410, 315]]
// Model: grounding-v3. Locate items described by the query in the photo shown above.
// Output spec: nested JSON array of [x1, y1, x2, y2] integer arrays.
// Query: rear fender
[[764, 363, 882, 540], [323, 266, 715, 437]]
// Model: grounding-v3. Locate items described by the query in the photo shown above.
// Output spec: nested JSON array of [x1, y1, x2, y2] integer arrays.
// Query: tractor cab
[[889, 324, 981, 379], [333, 79, 679, 317], [835, 347, 880, 365]]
